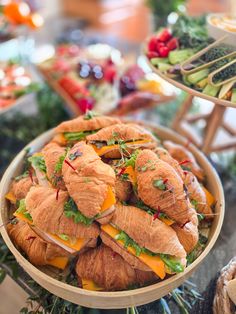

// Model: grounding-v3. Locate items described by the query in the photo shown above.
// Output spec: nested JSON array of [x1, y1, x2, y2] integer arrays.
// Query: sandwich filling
[[90, 139, 151, 156], [101, 224, 184, 279]]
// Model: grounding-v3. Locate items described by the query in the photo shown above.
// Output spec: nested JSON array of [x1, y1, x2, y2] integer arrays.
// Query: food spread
[[6, 111, 215, 291]]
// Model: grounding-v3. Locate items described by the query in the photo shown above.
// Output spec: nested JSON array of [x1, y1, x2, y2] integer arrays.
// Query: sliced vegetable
[[187, 69, 209, 85], [203, 84, 220, 97], [168, 49, 194, 65]]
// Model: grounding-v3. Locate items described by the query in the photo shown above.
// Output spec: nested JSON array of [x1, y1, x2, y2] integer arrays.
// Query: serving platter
[[0, 122, 225, 309], [146, 57, 236, 108]]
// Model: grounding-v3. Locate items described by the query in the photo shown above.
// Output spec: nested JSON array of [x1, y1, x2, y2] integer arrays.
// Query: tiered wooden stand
[[148, 63, 236, 155]]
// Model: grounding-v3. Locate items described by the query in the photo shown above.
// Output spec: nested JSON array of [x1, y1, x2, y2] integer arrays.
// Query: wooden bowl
[[0, 122, 225, 309]]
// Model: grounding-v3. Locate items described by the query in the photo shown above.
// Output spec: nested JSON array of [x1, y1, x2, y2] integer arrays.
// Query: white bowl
[[207, 13, 236, 46]]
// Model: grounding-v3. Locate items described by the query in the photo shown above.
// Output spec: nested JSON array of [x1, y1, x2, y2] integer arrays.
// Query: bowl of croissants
[[0, 112, 224, 309]]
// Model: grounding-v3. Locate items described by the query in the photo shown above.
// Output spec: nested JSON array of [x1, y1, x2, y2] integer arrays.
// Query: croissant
[[55, 115, 121, 134], [115, 177, 132, 202], [7, 221, 69, 269], [7, 176, 35, 203], [163, 141, 204, 181], [135, 149, 198, 225], [76, 244, 157, 291], [41, 142, 66, 190], [25, 186, 100, 253], [87, 123, 157, 158], [62, 141, 116, 222], [184, 171, 213, 219]]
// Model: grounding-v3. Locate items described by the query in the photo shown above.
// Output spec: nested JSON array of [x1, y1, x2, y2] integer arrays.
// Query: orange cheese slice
[[47, 256, 68, 269], [49, 234, 86, 252], [5, 191, 16, 204], [52, 133, 67, 145], [101, 224, 166, 279], [91, 140, 150, 156], [101, 186, 116, 212], [159, 216, 174, 226], [13, 211, 33, 224], [82, 279, 103, 291], [202, 186, 215, 207], [124, 166, 137, 184]]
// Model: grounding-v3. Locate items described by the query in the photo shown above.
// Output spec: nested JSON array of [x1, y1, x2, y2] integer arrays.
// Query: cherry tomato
[[156, 41, 165, 52], [148, 37, 158, 52], [76, 97, 94, 113], [147, 51, 159, 59], [167, 37, 179, 51], [157, 29, 172, 43], [159, 46, 169, 57]]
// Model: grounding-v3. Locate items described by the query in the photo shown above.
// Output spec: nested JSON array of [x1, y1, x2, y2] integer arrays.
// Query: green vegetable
[[64, 130, 95, 142], [58, 234, 70, 241], [83, 111, 99, 120], [186, 69, 209, 85], [212, 62, 236, 84], [125, 150, 139, 168], [157, 63, 173, 72], [196, 78, 208, 89], [15, 199, 33, 222], [115, 229, 184, 273], [231, 88, 236, 103], [168, 49, 194, 65], [202, 84, 220, 97], [151, 57, 169, 65], [153, 179, 166, 190], [160, 254, 184, 273], [28, 155, 46, 173], [64, 197, 95, 225], [172, 15, 210, 49], [54, 148, 68, 173]]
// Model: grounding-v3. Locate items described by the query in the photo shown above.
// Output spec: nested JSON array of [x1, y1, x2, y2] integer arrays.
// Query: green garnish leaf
[[16, 199, 33, 222], [28, 155, 46, 173], [64, 130, 96, 142], [64, 197, 95, 225], [125, 150, 139, 168], [160, 254, 184, 273], [55, 148, 69, 173], [120, 173, 129, 181], [153, 179, 166, 190], [191, 199, 198, 208], [83, 111, 99, 120], [58, 234, 70, 241]]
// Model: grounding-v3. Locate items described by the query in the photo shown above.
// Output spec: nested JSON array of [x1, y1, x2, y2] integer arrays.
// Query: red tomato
[[147, 51, 159, 59], [156, 41, 165, 52], [167, 37, 179, 50], [157, 29, 172, 43], [159, 46, 169, 57], [148, 37, 158, 52]]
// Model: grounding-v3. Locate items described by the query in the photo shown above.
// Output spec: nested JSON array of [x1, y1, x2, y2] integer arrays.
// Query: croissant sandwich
[[7, 221, 69, 269], [62, 141, 116, 224], [87, 123, 157, 158], [100, 204, 186, 280], [14, 186, 100, 254], [76, 244, 157, 291], [54, 112, 120, 145]]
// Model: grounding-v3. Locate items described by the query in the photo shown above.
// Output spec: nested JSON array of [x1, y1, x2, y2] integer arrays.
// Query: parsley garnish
[[125, 150, 139, 168], [28, 155, 46, 173], [120, 173, 129, 181], [64, 197, 96, 225]]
